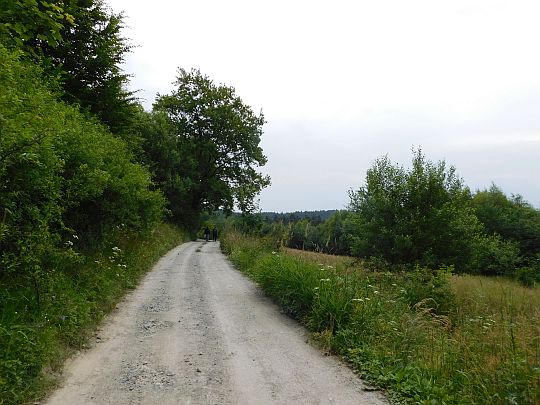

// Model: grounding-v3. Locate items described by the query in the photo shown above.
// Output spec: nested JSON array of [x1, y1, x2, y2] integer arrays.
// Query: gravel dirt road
[[45, 241, 388, 405]]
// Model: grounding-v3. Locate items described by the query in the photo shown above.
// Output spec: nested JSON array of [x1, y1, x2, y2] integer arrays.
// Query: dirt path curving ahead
[[45, 241, 389, 405]]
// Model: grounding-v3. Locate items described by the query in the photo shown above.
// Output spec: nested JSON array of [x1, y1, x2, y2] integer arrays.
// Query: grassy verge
[[221, 231, 540, 404], [0, 223, 188, 405]]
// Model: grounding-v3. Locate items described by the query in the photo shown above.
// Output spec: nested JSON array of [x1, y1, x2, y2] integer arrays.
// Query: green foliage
[[261, 210, 338, 223], [470, 232, 520, 276], [319, 210, 354, 255], [0, 223, 187, 405], [0, 46, 169, 404], [515, 254, 540, 286], [49, 0, 137, 135], [240, 210, 354, 255], [247, 154, 535, 281], [288, 219, 321, 251], [349, 149, 489, 272], [136, 109, 199, 226], [472, 185, 540, 259], [399, 265, 456, 316], [150, 68, 270, 229], [0, 0, 137, 135], [223, 232, 540, 404], [0, 45, 164, 275], [0, 0, 72, 52]]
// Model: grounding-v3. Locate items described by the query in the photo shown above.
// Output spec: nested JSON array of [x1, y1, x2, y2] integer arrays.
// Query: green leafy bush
[[348, 149, 483, 271], [0, 44, 164, 278], [399, 265, 455, 315], [0, 43, 171, 405], [471, 233, 520, 276], [472, 185, 540, 258], [515, 255, 540, 286]]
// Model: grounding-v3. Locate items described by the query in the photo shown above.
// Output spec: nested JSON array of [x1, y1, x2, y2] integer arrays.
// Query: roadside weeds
[[221, 231, 540, 404]]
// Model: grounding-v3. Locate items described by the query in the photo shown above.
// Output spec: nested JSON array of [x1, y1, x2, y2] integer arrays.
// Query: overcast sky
[[108, 0, 540, 212]]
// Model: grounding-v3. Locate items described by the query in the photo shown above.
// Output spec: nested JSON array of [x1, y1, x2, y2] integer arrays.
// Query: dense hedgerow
[[0, 44, 165, 278], [0, 44, 173, 404], [222, 232, 540, 404]]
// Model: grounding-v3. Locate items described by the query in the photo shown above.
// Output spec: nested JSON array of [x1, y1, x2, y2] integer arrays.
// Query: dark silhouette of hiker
[[212, 228, 218, 242], [204, 226, 210, 242]]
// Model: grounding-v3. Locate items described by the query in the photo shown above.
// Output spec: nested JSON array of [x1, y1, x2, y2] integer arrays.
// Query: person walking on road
[[212, 227, 218, 242], [204, 226, 210, 242]]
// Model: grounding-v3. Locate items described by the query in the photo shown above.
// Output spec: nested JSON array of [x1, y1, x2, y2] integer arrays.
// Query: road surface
[[46, 241, 388, 405]]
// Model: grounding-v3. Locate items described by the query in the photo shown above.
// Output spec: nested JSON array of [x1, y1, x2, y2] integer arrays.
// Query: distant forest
[[260, 210, 338, 223], [230, 150, 540, 287]]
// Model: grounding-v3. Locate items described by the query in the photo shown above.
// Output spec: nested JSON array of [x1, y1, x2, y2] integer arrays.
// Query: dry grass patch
[[282, 248, 356, 268], [450, 274, 540, 380]]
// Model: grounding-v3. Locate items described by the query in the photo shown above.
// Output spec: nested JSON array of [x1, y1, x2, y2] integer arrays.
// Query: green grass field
[[222, 232, 540, 404]]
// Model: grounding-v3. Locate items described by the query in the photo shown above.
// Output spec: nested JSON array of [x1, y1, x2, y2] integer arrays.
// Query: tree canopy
[[0, 0, 72, 53], [472, 185, 540, 260], [148, 69, 270, 228], [346, 149, 516, 272], [0, 44, 164, 276], [0, 0, 137, 135]]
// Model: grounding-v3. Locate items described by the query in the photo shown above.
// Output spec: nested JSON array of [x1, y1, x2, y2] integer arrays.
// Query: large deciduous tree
[[150, 69, 270, 228]]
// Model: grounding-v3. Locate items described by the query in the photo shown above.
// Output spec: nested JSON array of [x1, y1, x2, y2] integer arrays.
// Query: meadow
[[222, 232, 540, 404]]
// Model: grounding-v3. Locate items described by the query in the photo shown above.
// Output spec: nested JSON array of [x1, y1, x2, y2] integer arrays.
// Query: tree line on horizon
[[260, 210, 338, 224], [240, 150, 540, 285]]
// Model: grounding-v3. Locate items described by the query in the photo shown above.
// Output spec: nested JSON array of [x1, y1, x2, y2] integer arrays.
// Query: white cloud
[[109, 0, 540, 210]]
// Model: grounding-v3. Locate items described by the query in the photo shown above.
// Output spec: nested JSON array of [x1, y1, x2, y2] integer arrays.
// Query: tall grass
[[222, 231, 540, 404], [0, 223, 188, 405]]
